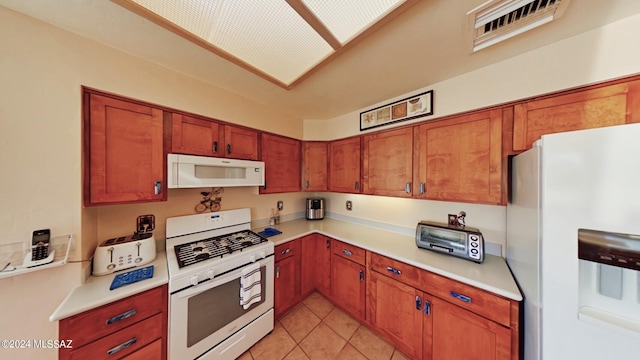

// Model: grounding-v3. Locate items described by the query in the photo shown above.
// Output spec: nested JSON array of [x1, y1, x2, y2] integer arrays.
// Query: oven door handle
[[176, 258, 272, 299]]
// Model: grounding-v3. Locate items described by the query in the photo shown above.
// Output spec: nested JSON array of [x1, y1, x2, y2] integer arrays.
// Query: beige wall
[[2, 5, 640, 360]]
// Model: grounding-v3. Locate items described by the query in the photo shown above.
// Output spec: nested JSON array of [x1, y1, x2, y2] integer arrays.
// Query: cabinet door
[[367, 270, 423, 359], [330, 255, 365, 321], [86, 93, 165, 206], [260, 133, 301, 193], [413, 109, 502, 204], [428, 296, 511, 360], [171, 113, 222, 156], [302, 141, 328, 191], [513, 80, 640, 151], [223, 125, 259, 160], [328, 137, 361, 193], [275, 256, 299, 318], [301, 234, 331, 297], [362, 127, 413, 197]]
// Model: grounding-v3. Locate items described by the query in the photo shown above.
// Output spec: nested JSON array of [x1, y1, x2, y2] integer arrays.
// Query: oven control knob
[[207, 269, 215, 279], [259, 251, 266, 259], [249, 255, 256, 263], [190, 274, 199, 287]]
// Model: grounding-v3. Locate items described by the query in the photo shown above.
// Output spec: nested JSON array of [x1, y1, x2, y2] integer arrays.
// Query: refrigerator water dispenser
[[577, 229, 640, 334]]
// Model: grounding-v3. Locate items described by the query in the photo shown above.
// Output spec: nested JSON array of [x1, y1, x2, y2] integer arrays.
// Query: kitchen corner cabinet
[[513, 79, 640, 151], [362, 127, 413, 197], [330, 240, 366, 321], [171, 113, 223, 157], [84, 92, 166, 206], [59, 285, 168, 360], [260, 133, 301, 194], [223, 125, 259, 160], [302, 141, 328, 191], [328, 137, 362, 193], [274, 239, 301, 318], [413, 109, 503, 204], [300, 234, 331, 297]]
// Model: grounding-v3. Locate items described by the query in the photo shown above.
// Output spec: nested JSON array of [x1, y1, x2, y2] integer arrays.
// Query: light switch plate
[[346, 200, 353, 211]]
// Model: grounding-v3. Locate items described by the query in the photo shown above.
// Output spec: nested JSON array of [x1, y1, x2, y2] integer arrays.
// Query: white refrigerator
[[507, 123, 640, 360]]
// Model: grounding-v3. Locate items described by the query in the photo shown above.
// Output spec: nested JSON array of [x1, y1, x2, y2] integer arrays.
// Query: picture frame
[[360, 90, 433, 131]]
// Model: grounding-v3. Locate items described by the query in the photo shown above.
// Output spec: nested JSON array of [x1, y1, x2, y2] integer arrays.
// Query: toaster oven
[[416, 221, 484, 263]]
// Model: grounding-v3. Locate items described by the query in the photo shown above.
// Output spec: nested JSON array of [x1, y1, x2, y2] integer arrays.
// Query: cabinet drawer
[[69, 313, 163, 360], [60, 286, 166, 348], [333, 240, 365, 265], [275, 239, 299, 262], [367, 252, 421, 289], [422, 271, 511, 327]]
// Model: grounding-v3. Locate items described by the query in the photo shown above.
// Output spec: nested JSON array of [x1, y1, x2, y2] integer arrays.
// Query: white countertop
[[50, 251, 168, 322], [256, 218, 522, 301]]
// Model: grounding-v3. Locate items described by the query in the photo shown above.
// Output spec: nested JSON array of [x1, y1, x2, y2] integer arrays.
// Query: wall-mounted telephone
[[23, 229, 55, 267]]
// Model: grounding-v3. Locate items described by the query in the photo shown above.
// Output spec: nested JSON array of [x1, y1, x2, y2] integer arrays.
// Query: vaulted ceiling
[[2, 0, 640, 120]]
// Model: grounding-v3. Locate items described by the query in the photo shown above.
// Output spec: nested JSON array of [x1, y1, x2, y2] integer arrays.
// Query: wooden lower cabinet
[[367, 270, 423, 359], [274, 240, 301, 318], [300, 234, 331, 297], [330, 254, 366, 321], [59, 285, 168, 360], [428, 296, 511, 360]]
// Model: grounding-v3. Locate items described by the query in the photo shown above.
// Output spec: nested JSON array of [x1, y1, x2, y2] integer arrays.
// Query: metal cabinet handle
[[355, 181, 359, 191], [420, 183, 425, 194], [386, 267, 402, 275], [359, 269, 364, 282], [154, 181, 162, 195], [276, 266, 280, 278], [450, 291, 472, 303], [227, 143, 231, 154], [281, 248, 291, 255], [326, 239, 330, 248], [405, 182, 411, 193], [424, 300, 431, 315], [107, 337, 137, 356], [213, 141, 218, 153], [342, 249, 352, 256], [305, 180, 309, 188], [416, 296, 421, 310], [106, 309, 137, 325]]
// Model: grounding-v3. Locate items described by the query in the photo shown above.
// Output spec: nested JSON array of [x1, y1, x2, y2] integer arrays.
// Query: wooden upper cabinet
[[223, 125, 259, 160], [413, 109, 503, 204], [328, 137, 362, 193], [302, 141, 328, 191], [513, 80, 640, 151], [171, 113, 222, 156], [362, 127, 413, 197], [85, 93, 165, 206], [260, 133, 301, 193]]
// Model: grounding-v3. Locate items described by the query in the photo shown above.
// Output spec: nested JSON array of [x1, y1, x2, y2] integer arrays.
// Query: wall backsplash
[[95, 188, 310, 245]]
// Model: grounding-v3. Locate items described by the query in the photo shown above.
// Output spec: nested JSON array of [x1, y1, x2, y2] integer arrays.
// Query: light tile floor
[[238, 292, 410, 360]]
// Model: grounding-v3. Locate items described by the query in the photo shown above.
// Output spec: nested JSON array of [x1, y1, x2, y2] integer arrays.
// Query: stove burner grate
[[174, 230, 268, 268]]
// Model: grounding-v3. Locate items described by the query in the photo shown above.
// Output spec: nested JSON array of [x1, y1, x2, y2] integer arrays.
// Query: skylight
[[115, 0, 414, 89]]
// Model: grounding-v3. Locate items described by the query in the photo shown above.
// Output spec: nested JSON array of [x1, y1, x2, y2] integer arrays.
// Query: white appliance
[[168, 154, 265, 188], [165, 208, 274, 360], [507, 123, 640, 360], [93, 233, 156, 276]]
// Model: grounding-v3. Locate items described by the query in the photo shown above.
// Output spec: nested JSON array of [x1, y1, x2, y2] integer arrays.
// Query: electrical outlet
[[346, 200, 353, 211], [277, 200, 284, 211]]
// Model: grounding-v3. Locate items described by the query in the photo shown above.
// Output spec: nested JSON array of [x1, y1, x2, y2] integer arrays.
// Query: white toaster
[[93, 233, 156, 276]]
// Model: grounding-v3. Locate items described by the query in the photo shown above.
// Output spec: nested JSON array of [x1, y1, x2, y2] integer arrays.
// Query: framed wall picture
[[360, 90, 433, 131]]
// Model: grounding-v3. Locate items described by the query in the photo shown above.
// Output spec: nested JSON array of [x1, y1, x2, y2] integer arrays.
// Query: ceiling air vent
[[468, 0, 571, 51]]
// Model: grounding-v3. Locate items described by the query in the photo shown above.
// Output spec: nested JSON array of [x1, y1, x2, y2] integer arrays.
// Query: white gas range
[[165, 208, 274, 360]]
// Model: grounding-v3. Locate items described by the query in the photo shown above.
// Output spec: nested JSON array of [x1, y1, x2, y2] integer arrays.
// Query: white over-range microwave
[[168, 154, 265, 188]]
